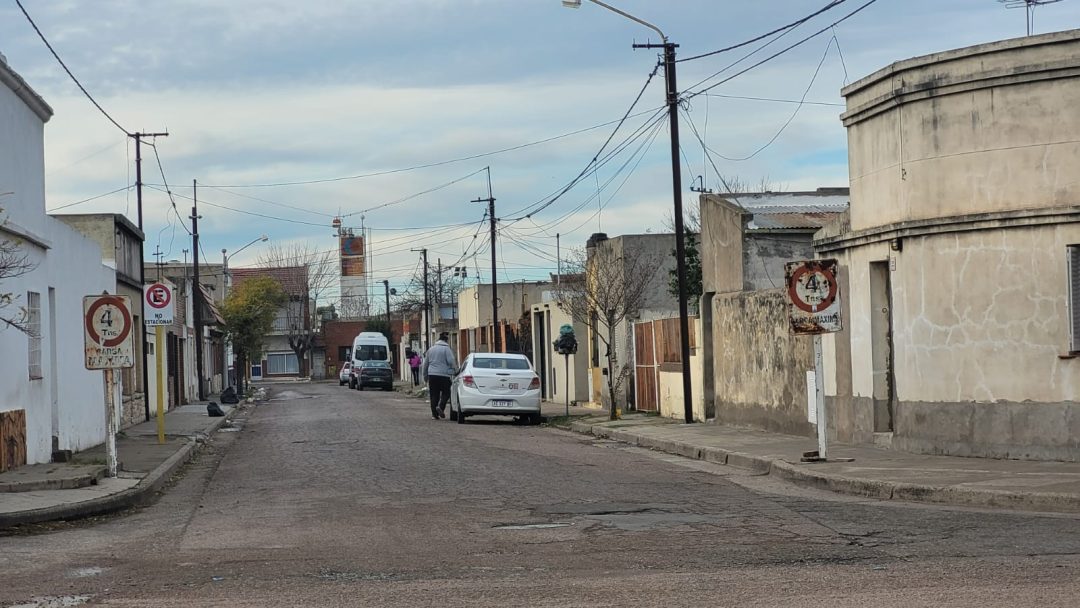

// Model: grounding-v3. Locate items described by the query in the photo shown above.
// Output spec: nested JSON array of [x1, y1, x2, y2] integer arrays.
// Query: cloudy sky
[[3, 0, 1079, 306]]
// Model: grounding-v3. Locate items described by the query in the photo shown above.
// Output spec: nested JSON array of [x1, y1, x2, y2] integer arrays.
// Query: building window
[[27, 291, 42, 379], [339, 346, 351, 362], [590, 311, 600, 367], [266, 352, 299, 375], [1069, 245, 1080, 353]]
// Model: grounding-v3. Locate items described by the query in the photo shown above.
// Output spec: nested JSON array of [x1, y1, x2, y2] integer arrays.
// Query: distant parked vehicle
[[449, 353, 541, 424], [338, 362, 352, 386], [353, 360, 394, 391]]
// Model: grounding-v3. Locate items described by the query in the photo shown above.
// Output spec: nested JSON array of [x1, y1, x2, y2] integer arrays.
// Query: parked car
[[449, 353, 541, 424], [338, 362, 352, 386], [352, 360, 394, 391]]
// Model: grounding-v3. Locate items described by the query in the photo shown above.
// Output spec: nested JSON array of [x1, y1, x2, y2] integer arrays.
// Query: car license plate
[[491, 400, 513, 408]]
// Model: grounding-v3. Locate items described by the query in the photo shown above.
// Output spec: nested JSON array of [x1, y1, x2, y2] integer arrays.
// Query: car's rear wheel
[[456, 405, 466, 424]]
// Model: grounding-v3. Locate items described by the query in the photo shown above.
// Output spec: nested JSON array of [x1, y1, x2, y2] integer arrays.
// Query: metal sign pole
[[103, 369, 118, 477], [813, 334, 828, 460], [565, 353, 570, 417]]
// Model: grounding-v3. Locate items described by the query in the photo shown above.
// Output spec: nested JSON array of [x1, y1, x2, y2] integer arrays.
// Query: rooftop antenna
[[997, 0, 1064, 35]]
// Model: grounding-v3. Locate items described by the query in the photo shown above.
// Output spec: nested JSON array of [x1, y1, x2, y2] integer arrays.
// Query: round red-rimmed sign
[[787, 263, 838, 314], [85, 296, 132, 348], [146, 283, 171, 309]]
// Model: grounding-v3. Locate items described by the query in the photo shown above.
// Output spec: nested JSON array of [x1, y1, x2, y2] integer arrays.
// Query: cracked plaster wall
[[891, 226, 1080, 404]]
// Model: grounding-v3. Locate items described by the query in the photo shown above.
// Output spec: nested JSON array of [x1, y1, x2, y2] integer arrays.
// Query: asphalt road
[[3, 382, 1080, 607]]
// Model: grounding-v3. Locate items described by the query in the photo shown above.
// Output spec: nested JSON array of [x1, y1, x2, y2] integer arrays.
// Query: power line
[[46, 185, 133, 212], [693, 37, 836, 162], [684, 0, 880, 101], [147, 143, 193, 235], [677, 0, 850, 62], [703, 92, 843, 107], [503, 61, 663, 221], [343, 168, 488, 218], [199, 107, 662, 188], [14, 0, 129, 135]]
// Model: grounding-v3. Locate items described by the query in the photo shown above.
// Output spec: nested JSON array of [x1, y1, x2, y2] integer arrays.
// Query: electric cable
[[199, 107, 664, 188], [677, 0, 849, 62], [695, 37, 835, 162], [14, 0, 130, 135], [683, 0, 880, 101]]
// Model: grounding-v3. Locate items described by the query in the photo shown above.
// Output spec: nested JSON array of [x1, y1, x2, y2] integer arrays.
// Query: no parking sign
[[144, 282, 174, 326]]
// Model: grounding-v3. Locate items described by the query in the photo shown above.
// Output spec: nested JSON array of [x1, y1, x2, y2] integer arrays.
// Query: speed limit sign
[[84, 295, 135, 369], [784, 259, 843, 335]]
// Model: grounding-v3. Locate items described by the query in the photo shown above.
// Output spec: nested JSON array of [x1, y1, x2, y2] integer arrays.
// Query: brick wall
[[322, 320, 368, 377]]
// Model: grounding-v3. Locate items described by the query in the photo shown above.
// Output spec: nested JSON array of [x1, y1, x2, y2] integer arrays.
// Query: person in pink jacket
[[408, 351, 422, 386]]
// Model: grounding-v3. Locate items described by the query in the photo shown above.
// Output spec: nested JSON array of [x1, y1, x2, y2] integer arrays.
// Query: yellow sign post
[[156, 325, 166, 444]]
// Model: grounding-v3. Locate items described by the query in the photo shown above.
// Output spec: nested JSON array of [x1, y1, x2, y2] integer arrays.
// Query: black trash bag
[[220, 386, 240, 404], [207, 402, 225, 417]]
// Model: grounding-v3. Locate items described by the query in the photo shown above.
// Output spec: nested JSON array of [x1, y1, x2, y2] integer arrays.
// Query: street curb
[[561, 420, 1080, 514], [0, 406, 241, 529]]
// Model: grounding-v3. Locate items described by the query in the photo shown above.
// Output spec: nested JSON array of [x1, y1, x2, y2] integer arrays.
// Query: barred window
[[27, 291, 42, 379], [1068, 245, 1080, 354]]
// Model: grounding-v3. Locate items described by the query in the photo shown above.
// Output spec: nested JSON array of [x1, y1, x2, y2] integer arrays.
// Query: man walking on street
[[422, 331, 457, 420]]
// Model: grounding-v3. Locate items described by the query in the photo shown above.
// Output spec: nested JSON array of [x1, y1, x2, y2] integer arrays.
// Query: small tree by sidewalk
[[223, 276, 286, 396], [0, 203, 37, 334], [556, 246, 661, 421]]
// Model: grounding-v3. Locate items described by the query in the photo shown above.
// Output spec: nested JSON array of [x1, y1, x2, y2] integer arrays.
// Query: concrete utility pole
[[191, 179, 205, 401], [634, 44, 693, 424], [412, 248, 430, 352], [473, 167, 500, 353], [564, 0, 693, 423], [131, 131, 168, 422]]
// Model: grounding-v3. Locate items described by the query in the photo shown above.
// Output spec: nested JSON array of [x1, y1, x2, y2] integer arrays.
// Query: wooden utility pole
[[473, 167, 499, 352], [131, 131, 168, 421]]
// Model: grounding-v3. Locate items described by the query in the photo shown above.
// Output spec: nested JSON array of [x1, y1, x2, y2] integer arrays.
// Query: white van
[[350, 332, 392, 390], [352, 332, 391, 365]]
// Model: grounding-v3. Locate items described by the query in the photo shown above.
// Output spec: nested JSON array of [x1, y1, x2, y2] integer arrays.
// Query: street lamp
[[563, 0, 694, 424], [222, 234, 269, 288]]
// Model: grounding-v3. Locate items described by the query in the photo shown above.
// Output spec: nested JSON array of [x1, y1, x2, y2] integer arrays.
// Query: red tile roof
[[230, 266, 309, 297]]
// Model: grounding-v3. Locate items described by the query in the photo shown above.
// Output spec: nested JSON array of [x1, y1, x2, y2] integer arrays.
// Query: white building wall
[[1, 61, 114, 464]]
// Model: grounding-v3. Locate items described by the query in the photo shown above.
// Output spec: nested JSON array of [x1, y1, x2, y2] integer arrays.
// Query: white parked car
[[449, 353, 541, 425], [338, 362, 352, 386]]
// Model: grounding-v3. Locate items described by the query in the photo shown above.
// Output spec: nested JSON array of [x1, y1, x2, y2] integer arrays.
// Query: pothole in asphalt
[[313, 569, 400, 582], [66, 567, 105, 578], [269, 391, 316, 401], [492, 523, 573, 530]]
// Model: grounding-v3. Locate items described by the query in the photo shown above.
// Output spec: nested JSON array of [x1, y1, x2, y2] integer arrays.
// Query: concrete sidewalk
[[0, 401, 243, 529], [560, 413, 1080, 514]]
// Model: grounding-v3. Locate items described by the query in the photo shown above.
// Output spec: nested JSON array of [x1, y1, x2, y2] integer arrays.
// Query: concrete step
[[0, 463, 107, 493]]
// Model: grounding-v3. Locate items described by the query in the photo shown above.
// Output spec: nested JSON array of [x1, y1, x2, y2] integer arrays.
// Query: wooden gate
[[634, 321, 658, 412], [634, 316, 699, 414], [1, 409, 28, 472]]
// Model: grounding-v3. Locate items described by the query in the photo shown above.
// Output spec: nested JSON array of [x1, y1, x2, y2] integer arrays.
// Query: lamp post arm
[[586, 0, 666, 42]]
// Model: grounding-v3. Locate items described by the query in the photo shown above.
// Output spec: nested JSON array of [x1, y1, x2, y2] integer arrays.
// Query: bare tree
[[0, 204, 37, 334], [555, 246, 662, 420], [259, 244, 335, 375]]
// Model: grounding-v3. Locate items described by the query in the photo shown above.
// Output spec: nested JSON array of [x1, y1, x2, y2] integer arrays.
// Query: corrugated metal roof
[[734, 192, 849, 209], [749, 211, 844, 230], [724, 190, 849, 231]]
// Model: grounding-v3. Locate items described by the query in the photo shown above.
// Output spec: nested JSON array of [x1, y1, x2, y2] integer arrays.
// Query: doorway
[[534, 310, 548, 400], [869, 261, 895, 432]]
